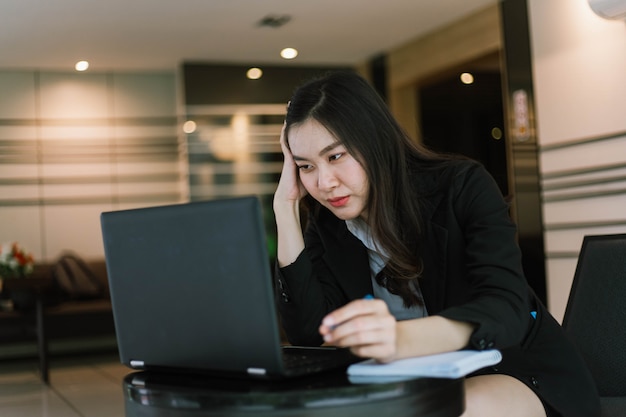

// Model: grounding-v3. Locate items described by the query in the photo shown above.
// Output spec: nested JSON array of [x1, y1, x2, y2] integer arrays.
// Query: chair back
[[562, 234, 626, 397]]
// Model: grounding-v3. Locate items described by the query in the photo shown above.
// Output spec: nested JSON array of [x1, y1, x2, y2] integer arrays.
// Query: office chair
[[562, 234, 626, 417]]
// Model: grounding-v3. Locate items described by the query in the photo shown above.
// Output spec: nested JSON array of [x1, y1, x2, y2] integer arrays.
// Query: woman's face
[[288, 119, 369, 220]]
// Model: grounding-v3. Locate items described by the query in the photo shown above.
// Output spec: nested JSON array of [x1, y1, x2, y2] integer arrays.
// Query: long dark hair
[[286, 71, 453, 307]]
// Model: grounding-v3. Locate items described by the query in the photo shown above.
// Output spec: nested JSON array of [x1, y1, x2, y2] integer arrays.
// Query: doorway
[[418, 54, 508, 197]]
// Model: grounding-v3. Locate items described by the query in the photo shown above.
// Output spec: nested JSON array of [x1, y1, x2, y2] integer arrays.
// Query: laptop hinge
[[247, 367, 267, 376]]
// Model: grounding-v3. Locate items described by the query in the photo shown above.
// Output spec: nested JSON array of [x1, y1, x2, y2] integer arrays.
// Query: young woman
[[273, 71, 599, 417]]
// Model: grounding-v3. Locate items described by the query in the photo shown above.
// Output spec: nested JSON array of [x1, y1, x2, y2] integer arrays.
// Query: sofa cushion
[[51, 254, 107, 301]]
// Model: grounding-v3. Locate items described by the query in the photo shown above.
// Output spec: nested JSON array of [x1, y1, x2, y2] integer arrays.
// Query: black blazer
[[275, 160, 599, 417]]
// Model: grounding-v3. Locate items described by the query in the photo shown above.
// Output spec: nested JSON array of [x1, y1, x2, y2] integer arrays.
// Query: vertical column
[[499, 0, 547, 304]]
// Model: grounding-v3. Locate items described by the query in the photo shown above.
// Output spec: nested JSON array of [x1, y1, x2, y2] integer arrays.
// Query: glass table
[[123, 369, 464, 417]]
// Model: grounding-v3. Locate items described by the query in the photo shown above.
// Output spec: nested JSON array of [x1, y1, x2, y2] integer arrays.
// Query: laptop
[[100, 196, 358, 379]]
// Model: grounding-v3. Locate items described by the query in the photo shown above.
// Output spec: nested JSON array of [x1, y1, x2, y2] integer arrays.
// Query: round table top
[[123, 370, 464, 417]]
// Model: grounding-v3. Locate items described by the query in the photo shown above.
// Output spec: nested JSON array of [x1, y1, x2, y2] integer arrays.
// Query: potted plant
[[0, 242, 35, 310]]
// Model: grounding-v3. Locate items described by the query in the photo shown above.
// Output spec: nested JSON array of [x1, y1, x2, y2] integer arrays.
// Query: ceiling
[[0, 0, 499, 72]]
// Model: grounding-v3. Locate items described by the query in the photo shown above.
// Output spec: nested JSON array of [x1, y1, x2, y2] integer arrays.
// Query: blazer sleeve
[[275, 252, 327, 346], [434, 162, 531, 350], [274, 211, 367, 346]]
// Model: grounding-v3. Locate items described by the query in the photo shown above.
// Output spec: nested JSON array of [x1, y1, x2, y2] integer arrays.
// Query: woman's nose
[[317, 166, 339, 190]]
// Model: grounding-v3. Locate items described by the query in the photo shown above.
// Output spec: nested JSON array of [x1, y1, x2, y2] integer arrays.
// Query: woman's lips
[[328, 196, 349, 208]]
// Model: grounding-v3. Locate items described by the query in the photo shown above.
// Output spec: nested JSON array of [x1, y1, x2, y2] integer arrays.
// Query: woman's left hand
[[318, 298, 398, 362]]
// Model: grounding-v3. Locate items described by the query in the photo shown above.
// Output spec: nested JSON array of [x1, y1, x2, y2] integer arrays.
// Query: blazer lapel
[[420, 221, 448, 314], [318, 218, 373, 300], [416, 179, 449, 315]]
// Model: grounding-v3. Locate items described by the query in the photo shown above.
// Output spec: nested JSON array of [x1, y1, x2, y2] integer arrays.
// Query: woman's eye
[[297, 164, 313, 172], [329, 153, 343, 162]]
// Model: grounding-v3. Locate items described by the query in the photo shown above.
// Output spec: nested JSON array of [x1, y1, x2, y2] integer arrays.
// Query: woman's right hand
[[274, 121, 307, 267], [274, 122, 307, 209]]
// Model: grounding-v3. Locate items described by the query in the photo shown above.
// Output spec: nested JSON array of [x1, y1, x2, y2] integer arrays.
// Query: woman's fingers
[[319, 299, 397, 361], [320, 298, 384, 331], [275, 121, 307, 204]]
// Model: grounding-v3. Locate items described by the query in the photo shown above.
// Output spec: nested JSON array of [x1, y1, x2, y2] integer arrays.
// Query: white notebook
[[347, 349, 502, 379]]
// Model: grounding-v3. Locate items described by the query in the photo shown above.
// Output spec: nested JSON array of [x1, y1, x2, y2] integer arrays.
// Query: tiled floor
[[0, 352, 129, 417]]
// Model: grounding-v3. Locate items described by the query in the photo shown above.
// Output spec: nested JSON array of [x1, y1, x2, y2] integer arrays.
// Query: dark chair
[[562, 234, 626, 417]]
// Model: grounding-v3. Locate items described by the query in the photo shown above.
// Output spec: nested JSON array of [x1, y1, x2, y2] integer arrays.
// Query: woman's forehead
[[288, 119, 338, 150]]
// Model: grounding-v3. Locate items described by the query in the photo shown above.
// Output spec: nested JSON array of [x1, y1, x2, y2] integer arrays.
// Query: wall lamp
[[588, 0, 626, 19]]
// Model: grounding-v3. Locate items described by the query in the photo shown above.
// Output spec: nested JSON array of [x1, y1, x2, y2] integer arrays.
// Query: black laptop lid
[[101, 196, 285, 376]]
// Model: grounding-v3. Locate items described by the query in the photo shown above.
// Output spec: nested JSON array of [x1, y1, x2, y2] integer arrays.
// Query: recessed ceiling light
[[460, 72, 474, 85], [75, 61, 89, 71], [182, 120, 197, 134], [246, 67, 263, 80], [280, 48, 298, 60]]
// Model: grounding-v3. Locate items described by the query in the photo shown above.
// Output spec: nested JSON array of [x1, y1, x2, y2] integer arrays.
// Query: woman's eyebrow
[[292, 142, 343, 161], [318, 142, 342, 156]]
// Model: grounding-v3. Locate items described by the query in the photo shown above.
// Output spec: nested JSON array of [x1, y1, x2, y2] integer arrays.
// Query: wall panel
[[529, 0, 626, 321], [540, 133, 626, 319], [0, 70, 182, 262], [0, 72, 37, 118]]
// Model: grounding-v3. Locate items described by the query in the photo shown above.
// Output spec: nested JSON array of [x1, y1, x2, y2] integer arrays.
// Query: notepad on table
[[347, 349, 502, 379]]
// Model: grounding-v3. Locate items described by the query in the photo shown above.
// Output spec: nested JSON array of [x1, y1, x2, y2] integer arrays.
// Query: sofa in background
[[0, 259, 117, 364]]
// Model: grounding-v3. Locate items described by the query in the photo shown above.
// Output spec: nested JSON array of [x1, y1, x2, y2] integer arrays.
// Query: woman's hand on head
[[273, 121, 307, 267], [319, 298, 398, 363], [274, 122, 307, 209]]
